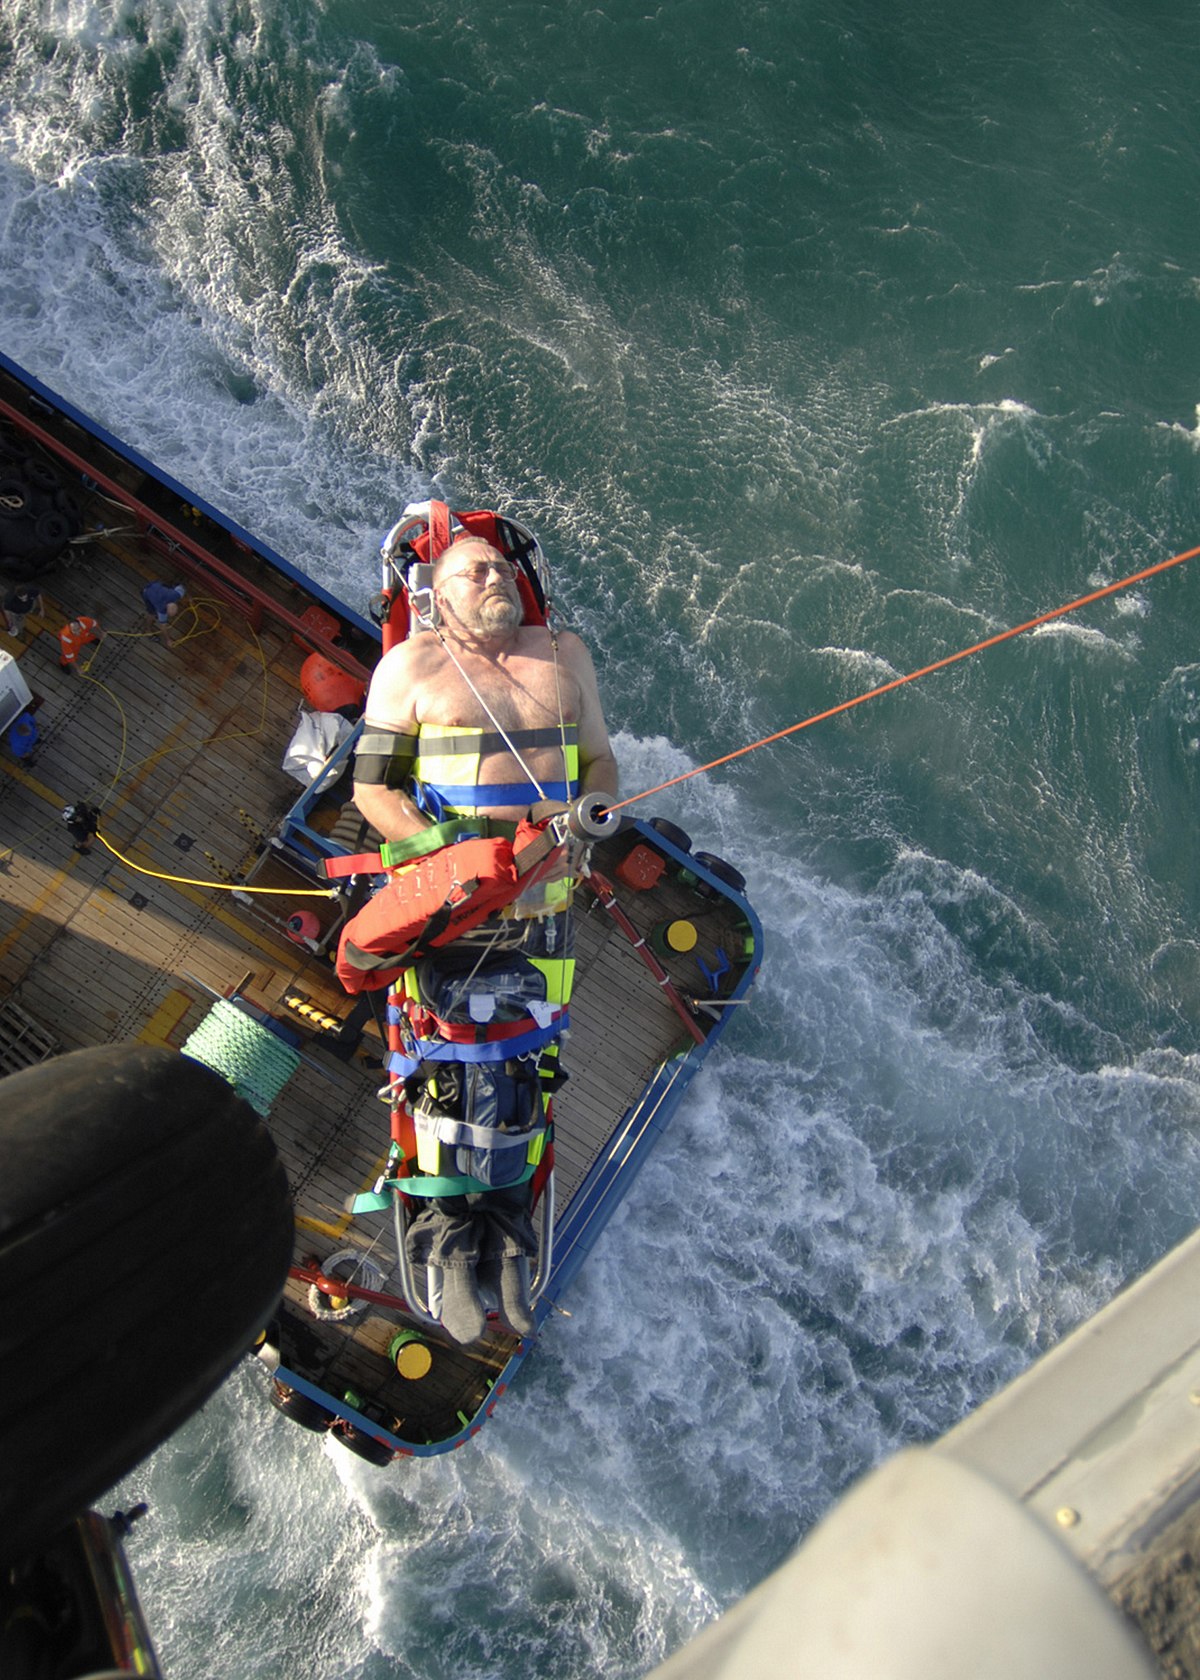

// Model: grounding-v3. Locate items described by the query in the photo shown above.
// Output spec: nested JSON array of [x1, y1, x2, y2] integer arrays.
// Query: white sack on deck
[[282, 708, 353, 785]]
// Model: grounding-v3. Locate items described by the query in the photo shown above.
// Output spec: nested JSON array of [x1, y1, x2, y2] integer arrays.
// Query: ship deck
[[0, 370, 757, 1454]]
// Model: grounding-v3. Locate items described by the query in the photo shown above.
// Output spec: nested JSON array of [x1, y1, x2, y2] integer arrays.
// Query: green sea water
[[3, 1, 1200, 1674]]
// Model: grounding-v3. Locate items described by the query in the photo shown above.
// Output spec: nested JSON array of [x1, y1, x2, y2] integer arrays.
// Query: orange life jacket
[[334, 820, 559, 994]]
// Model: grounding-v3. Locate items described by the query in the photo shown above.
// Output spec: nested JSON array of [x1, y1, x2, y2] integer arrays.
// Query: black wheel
[[648, 817, 692, 854], [0, 1044, 294, 1567], [332, 1422, 396, 1466], [269, 1381, 335, 1433], [692, 851, 747, 895]]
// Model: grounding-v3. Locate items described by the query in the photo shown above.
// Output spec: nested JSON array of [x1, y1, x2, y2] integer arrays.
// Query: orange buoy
[[286, 909, 321, 944]]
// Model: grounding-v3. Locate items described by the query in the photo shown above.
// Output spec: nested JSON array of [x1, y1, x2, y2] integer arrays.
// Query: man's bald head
[[432, 537, 523, 637]]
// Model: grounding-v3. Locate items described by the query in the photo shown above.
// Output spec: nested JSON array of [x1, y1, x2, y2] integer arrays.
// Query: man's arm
[[580, 743, 619, 799], [352, 759, 434, 843], [561, 632, 618, 799], [351, 641, 436, 843]]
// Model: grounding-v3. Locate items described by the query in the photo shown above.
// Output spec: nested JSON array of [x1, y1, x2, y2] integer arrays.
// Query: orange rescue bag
[[334, 821, 554, 994]]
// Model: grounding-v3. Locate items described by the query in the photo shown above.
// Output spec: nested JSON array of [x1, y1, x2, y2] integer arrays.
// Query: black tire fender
[[0, 475, 30, 518], [22, 458, 60, 492], [34, 509, 70, 547], [269, 1381, 335, 1433], [332, 1422, 396, 1467], [648, 817, 692, 854], [0, 1044, 294, 1567], [692, 851, 747, 895], [54, 489, 83, 535]]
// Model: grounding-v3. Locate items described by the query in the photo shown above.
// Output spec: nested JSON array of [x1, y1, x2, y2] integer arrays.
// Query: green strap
[[392, 1162, 538, 1198], [350, 1159, 536, 1210], [379, 819, 478, 867], [350, 1189, 393, 1215], [376, 814, 522, 868]]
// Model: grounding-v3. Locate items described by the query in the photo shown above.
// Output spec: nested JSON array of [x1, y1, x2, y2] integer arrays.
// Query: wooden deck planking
[[3, 551, 696, 1231], [534, 915, 681, 1203], [0, 406, 755, 1451], [542, 866, 753, 1206]]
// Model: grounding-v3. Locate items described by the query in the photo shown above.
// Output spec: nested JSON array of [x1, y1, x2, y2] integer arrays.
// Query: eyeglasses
[[442, 558, 519, 587]]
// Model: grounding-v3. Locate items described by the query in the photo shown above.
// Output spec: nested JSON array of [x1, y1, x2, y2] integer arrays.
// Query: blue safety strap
[[420, 779, 576, 808], [386, 1014, 569, 1076]]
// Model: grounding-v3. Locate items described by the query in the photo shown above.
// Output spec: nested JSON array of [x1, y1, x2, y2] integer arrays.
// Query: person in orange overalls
[[58, 615, 103, 672]]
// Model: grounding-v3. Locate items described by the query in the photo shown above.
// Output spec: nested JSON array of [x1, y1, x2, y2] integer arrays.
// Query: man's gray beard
[[457, 592, 522, 636]]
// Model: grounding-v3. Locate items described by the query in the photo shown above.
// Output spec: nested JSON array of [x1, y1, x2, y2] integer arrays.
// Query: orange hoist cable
[[606, 540, 1200, 814]]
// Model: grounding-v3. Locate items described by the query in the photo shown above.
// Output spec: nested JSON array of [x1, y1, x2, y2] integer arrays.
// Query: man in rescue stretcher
[[351, 534, 618, 1345]]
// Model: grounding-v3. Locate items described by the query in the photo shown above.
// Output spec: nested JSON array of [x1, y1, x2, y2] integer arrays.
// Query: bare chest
[[415, 642, 577, 733]]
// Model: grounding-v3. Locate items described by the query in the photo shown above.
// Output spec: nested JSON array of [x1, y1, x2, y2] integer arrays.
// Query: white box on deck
[[0, 649, 33, 733]]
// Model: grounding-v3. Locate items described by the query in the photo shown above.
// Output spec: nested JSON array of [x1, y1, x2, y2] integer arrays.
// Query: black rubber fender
[[269, 1379, 335, 1433], [0, 1044, 294, 1566], [648, 816, 692, 854], [21, 457, 60, 493], [332, 1422, 396, 1467], [54, 488, 83, 535], [0, 475, 30, 517], [692, 851, 747, 895], [33, 510, 71, 556]]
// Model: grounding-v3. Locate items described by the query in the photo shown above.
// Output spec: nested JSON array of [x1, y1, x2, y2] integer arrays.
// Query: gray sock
[[497, 1253, 536, 1338], [438, 1266, 486, 1345]]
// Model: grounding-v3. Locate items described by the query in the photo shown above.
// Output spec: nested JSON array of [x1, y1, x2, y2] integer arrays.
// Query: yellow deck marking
[[0, 756, 66, 806], [295, 1213, 353, 1240], [0, 856, 77, 963], [295, 1147, 392, 1240], [137, 987, 196, 1048]]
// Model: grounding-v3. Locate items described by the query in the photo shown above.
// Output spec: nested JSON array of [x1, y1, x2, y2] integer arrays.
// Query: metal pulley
[[563, 791, 621, 842]]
